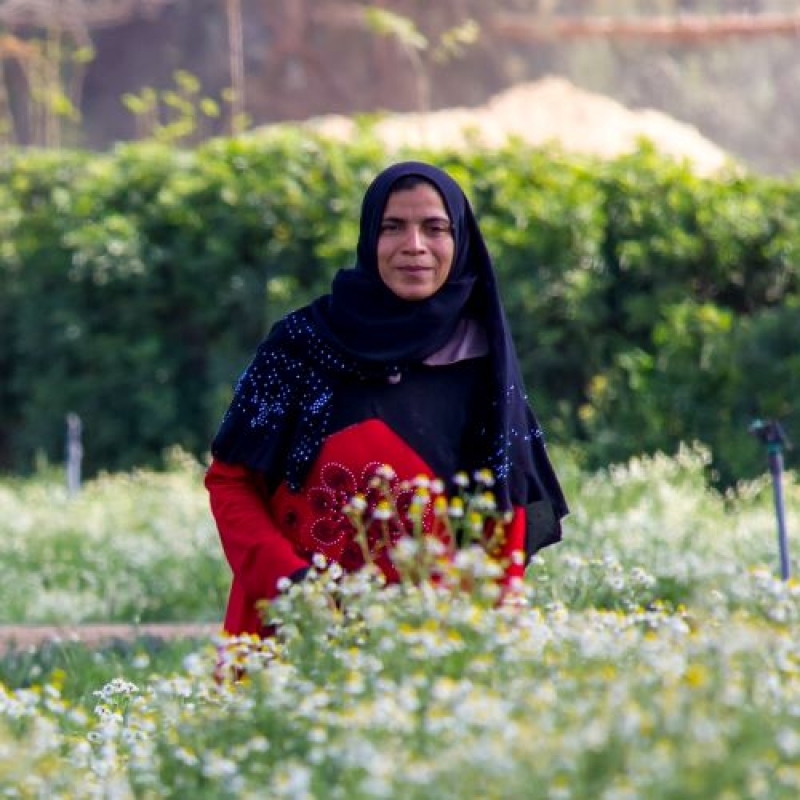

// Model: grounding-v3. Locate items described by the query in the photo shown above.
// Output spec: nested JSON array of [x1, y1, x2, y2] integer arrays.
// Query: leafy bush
[[1, 136, 798, 483]]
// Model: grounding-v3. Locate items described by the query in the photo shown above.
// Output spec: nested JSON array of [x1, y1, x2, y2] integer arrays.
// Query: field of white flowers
[[1, 444, 798, 798]]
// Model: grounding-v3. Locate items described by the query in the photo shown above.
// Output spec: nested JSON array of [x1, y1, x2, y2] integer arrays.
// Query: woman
[[206, 161, 568, 636]]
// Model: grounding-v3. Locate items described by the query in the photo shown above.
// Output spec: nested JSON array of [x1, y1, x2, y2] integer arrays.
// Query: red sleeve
[[205, 458, 310, 602], [492, 506, 527, 588]]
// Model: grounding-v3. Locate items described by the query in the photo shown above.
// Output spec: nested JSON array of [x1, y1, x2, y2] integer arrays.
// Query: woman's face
[[376, 183, 455, 301]]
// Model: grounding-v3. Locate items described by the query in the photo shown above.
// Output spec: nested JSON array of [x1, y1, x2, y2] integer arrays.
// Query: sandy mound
[[296, 76, 731, 174]]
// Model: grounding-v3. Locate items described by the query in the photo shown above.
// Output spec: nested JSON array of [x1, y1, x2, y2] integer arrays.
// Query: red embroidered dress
[[207, 361, 527, 636]]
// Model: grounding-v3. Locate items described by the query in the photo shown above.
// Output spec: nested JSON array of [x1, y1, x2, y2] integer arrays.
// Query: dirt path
[[0, 623, 219, 654]]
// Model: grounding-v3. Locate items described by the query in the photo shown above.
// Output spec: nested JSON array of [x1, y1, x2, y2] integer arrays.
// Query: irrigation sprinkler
[[749, 419, 792, 580]]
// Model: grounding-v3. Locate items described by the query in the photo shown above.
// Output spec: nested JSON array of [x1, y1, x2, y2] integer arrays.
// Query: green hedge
[[1, 134, 798, 485]]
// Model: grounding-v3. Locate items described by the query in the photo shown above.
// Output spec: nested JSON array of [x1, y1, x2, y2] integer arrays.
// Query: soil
[[295, 75, 732, 175], [0, 623, 218, 654]]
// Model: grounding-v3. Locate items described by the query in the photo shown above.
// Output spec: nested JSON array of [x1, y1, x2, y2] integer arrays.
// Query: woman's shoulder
[[252, 306, 315, 358]]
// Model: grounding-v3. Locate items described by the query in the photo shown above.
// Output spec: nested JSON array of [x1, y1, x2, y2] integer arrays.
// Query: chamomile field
[[1, 446, 798, 798]]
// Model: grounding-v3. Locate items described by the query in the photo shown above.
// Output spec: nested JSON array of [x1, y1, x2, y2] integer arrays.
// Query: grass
[[0, 637, 206, 702]]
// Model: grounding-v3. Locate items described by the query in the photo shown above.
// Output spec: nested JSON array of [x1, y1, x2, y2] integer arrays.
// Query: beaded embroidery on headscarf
[[212, 307, 405, 492]]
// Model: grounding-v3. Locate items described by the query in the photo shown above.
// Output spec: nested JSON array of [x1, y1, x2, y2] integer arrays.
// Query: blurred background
[[2, 0, 799, 488], [2, 0, 800, 174]]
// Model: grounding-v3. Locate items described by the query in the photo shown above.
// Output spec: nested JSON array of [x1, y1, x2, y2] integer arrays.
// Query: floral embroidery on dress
[[307, 486, 337, 516], [308, 461, 357, 549], [305, 460, 438, 570], [310, 515, 347, 545], [321, 462, 357, 496]]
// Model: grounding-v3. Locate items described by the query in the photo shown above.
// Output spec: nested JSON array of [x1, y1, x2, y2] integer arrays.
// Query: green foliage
[[0, 450, 228, 624], [363, 7, 428, 51], [0, 136, 798, 484], [0, 32, 94, 148], [586, 300, 800, 485], [0, 637, 204, 702], [122, 70, 236, 145]]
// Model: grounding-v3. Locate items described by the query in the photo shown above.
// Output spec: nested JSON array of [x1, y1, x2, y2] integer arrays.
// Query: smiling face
[[376, 182, 455, 301]]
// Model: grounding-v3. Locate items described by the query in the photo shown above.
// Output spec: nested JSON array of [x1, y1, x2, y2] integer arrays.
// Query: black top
[[327, 356, 491, 485]]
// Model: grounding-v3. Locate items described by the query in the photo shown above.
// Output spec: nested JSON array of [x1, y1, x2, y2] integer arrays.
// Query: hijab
[[212, 161, 568, 528], [309, 161, 478, 363]]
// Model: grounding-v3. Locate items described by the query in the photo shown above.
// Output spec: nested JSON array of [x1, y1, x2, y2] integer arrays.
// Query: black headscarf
[[213, 161, 568, 532], [309, 161, 478, 363]]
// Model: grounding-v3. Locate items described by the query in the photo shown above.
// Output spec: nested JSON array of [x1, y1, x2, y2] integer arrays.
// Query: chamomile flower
[[452, 471, 469, 488], [448, 497, 465, 518], [473, 468, 495, 487], [373, 500, 394, 521], [312, 553, 328, 570]]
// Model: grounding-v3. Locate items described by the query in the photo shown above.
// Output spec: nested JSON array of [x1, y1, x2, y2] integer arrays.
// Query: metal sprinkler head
[[749, 418, 792, 580]]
